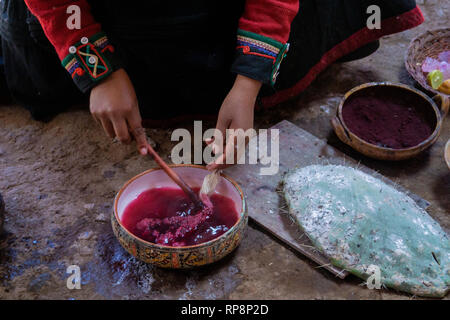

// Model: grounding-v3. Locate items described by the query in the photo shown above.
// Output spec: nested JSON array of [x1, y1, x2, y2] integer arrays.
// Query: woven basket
[[405, 28, 450, 97]]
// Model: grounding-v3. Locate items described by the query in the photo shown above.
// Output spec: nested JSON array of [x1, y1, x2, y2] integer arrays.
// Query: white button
[[89, 56, 97, 64], [81, 37, 89, 44], [69, 46, 77, 54]]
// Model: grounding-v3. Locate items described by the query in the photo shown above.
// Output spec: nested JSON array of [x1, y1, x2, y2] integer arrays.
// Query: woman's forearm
[[232, 74, 263, 105]]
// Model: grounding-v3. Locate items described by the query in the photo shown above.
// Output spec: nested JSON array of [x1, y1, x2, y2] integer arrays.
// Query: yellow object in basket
[[438, 79, 450, 94], [427, 70, 444, 89]]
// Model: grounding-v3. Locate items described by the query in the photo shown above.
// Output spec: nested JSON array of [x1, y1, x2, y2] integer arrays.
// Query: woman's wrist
[[232, 74, 263, 100]]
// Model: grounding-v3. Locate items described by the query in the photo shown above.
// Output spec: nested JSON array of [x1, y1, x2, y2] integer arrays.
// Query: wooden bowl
[[331, 82, 449, 161], [405, 27, 450, 98], [112, 165, 248, 268]]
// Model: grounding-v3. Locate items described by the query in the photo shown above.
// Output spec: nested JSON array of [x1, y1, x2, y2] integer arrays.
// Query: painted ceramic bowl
[[331, 82, 449, 160], [112, 165, 248, 268]]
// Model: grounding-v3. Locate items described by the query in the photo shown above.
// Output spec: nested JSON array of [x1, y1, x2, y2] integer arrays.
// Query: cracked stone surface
[[0, 2, 449, 299]]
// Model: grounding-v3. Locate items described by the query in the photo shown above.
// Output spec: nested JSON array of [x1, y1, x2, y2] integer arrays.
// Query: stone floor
[[0, 1, 449, 299]]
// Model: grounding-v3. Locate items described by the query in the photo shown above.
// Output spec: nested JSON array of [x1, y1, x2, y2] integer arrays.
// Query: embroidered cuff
[[61, 32, 122, 93], [231, 29, 289, 86]]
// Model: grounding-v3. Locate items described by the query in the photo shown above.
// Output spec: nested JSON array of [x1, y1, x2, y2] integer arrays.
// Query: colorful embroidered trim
[[77, 43, 109, 79], [236, 29, 289, 86], [237, 36, 280, 57], [62, 32, 115, 82], [237, 29, 284, 50], [64, 58, 84, 78], [271, 43, 289, 86], [236, 45, 277, 62]]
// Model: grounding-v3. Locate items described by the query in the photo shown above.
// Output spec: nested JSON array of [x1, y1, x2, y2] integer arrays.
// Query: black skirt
[[261, 0, 423, 108]]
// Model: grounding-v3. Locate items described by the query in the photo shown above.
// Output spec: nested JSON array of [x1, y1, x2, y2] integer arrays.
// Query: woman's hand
[[90, 69, 149, 155], [207, 74, 262, 171]]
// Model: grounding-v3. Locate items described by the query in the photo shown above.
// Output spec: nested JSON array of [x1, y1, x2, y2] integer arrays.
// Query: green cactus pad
[[283, 165, 449, 297]]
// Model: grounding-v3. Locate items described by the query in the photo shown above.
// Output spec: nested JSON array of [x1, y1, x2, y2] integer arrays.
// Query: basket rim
[[405, 27, 450, 98]]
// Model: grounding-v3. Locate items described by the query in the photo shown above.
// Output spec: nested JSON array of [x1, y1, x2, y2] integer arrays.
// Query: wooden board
[[225, 120, 430, 279]]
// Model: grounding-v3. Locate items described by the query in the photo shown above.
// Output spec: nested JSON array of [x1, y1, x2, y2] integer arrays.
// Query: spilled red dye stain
[[121, 188, 239, 247]]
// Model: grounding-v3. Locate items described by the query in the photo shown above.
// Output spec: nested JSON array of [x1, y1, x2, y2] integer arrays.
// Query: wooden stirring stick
[[131, 128, 202, 207], [145, 144, 203, 208]]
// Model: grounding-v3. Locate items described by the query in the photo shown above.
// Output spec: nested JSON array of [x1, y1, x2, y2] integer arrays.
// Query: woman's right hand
[[90, 69, 149, 155]]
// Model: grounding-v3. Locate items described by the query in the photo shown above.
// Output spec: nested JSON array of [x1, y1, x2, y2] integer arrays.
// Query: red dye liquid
[[121, 187, 239, 247], [342, 95, 434, 149]]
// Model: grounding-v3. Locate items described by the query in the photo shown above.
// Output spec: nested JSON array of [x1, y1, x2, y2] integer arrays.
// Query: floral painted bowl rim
[[113, 164, 246, 250]]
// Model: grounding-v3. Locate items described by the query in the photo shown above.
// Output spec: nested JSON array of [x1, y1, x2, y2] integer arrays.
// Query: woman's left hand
[[207, 75, 262, 171]]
